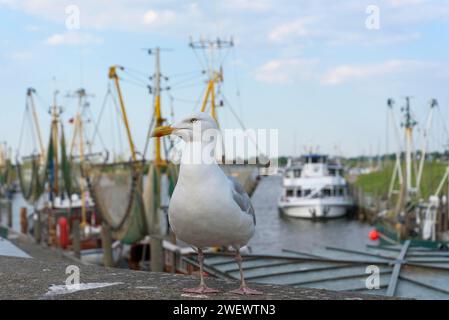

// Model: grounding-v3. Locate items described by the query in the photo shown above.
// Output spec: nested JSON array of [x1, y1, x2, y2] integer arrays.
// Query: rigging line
[[437, 105, 449, 140], [222, 94, 259, 152], [168, 92, 175, 123], [121, 66, 151, 79], [169, 83, 203, 91], [143, 115, 156, 160], [90, 88, 111, 150], [191, 46, 207, 71], [169, 73, 204, 87], [110, 89, 125, 157], [231, 47, 243, 120], [26, 106, 38, 153], [192, 85, 208, 111], [119, 77, 150, 89], [200, 46, 210, 73], [17, 100, 30, 155], [35, 92, 50, 111], [169, 70, 204, 78], [85, 105, 103, 150], [121, 69, 151, 84], [219, 46, 232, 67], [170, 96, 198, 103]]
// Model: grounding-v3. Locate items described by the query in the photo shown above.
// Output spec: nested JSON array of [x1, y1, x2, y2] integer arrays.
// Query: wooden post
[[150, 235, 164, 272], [72, 219, 81, 259], [171, 251, 177, 274], [34, 211, 41, 244], [7, 201, 12, 228], [101, 223, 113, 267], [20, 207, 28, 234]]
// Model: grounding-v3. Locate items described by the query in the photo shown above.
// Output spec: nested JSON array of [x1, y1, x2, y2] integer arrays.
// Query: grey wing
[[228, 176, 256, 225]]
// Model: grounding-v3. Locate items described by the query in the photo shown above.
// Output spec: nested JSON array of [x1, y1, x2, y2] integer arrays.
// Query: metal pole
[[20, 207, 27, 234], [150, 235, 164, 272], [7, 201, 12, 228], [72, 219, 81, 259], [34, 210, 41, 244]]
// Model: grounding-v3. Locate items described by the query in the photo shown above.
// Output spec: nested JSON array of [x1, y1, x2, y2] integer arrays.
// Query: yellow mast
[[200, 71, 222, 121], [153, 48, 166, 167], [108, 65, 137, 162]]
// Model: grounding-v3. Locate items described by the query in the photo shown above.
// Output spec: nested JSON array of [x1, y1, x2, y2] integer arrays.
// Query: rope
[[90, 87, 110, 151]]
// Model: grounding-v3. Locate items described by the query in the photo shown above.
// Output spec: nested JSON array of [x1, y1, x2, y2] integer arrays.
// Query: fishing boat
[[278, 154, 354, 219], [371, 98, 449, 247], [16, 88, 101, 250]]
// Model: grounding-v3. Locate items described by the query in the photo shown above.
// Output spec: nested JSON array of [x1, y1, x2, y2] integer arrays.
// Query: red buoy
[[369, 229, 379, 241], [57, 217, 69, 249]]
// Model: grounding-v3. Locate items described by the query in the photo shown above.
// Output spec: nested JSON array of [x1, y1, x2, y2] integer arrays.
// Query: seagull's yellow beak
[[151, 126, 175, 137]]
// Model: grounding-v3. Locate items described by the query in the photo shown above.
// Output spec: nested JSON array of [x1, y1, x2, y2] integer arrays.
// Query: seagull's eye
[[190, 118, 199, 124]]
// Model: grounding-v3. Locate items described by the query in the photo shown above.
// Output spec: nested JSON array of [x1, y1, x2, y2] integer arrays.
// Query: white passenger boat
[[278, 154, 353, 219]]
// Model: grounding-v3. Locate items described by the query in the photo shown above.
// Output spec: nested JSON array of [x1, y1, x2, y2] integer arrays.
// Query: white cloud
[[7, 50, 33, 60], [221, 0, 273, 12], [388, 0, 424, 7], [254, 58, 319, 84], [44, 32, 103, 46], [268, 17, 316, 43], [142, 9, 176, 25], [321, 60, 434, 85]]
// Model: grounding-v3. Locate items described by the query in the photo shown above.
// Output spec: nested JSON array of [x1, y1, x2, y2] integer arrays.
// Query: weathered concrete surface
[[0, 253, 393, 300]]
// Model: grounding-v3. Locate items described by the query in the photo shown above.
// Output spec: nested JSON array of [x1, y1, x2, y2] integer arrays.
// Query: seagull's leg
[[229, 249, 263, 295], [183, 248, 219, 294]]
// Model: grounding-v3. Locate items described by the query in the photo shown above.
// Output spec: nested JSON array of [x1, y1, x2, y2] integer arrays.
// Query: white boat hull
[[278, 198, 353, 219]]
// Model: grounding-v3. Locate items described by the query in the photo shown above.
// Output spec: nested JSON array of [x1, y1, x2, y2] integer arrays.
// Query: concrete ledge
[[0, 255, 394, 300]]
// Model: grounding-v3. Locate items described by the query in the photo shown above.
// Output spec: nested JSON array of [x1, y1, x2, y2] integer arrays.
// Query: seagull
[[152, 112, 262, 295]]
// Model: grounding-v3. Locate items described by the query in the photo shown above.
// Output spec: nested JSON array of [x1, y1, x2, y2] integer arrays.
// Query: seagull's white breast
[[168, 164, 255, 248]]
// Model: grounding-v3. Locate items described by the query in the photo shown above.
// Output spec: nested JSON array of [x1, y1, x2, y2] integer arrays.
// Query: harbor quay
[[0, 232, 394, 300]]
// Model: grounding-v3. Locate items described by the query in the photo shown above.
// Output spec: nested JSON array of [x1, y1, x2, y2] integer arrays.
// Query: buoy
[[57, 217, 69, 249], [369, 229, 379, 241]]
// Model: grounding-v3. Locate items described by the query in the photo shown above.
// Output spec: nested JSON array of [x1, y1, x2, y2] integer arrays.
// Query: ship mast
[[50, 90, 62, 195], [189, 37, 234, 123], [152, 47, 165, 167], [27, 88, 45, 163], [402, 96, 417, 200], [68, 88, 93, 227]]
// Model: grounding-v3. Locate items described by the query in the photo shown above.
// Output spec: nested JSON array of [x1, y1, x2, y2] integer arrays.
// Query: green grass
[[354, 160, 448, 199]]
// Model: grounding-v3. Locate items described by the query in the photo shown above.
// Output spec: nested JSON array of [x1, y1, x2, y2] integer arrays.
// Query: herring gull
[[152, 112, 262, 295]]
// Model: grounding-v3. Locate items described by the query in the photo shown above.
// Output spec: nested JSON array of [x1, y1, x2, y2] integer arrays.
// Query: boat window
[[286, 189, 294, 197], [285, 170, 293, 178], [323, 188, 332, 197], [296, 189, 302, 197], [329, 168, 336, 176], [293, 169, 301, 178], [303, 189, 311, 197]]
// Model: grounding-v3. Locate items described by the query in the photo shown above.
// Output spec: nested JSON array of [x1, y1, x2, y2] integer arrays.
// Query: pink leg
[[183, 248, 219, 294], [229, 249, 263, 295]]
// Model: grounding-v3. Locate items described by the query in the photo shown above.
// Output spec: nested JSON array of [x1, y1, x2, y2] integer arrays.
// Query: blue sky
[[1, 0, 449, 158]]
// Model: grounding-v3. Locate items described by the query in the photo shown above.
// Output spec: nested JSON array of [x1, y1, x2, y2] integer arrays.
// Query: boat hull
[[278, 199, 353, 219]]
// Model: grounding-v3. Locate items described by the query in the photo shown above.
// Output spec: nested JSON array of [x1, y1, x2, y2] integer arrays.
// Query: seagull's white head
[[152, 112, 218, 143]]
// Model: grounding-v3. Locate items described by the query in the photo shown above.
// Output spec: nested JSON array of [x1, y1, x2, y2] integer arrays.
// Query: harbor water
[[249, 175, 373, 254], [9, 174, 373, 255]]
